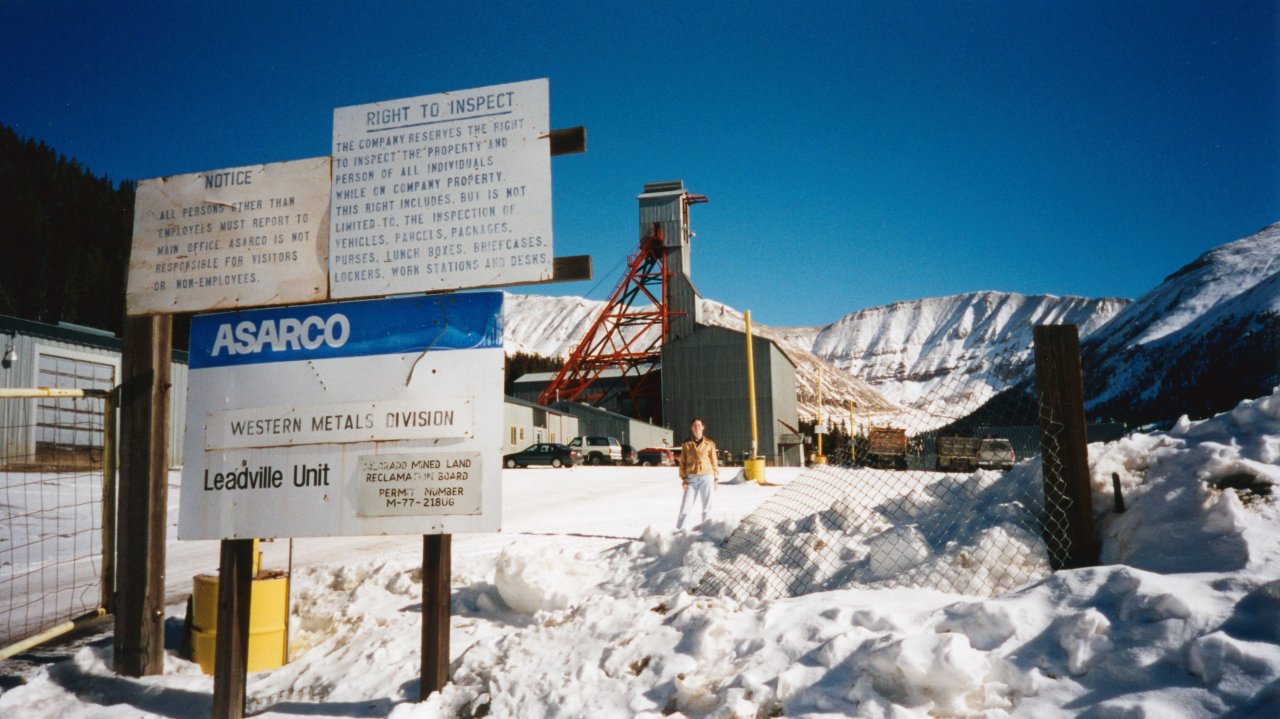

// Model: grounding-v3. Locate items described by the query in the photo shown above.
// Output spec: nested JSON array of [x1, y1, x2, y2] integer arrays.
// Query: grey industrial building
[[501, 396, 580, 454], [0, 315, 189, 468], [515, 180, 802, 466], [661, 325, 800, 465], [547, 401, 674, 451]]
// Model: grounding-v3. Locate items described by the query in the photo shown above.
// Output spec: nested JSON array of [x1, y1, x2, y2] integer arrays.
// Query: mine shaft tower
[[537, 180, 706, 423]]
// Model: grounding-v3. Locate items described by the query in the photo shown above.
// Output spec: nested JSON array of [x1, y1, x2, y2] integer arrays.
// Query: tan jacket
[[679, 437, 719, 480]]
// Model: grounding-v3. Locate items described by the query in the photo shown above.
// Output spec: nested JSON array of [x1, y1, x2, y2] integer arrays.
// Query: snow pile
[[494, 546, 604, 615], [698, 463, 1055, 601], [2, 390, 1279, 717]]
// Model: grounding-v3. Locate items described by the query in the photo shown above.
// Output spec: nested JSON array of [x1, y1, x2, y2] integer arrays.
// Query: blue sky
[[2, 1, 1276, 326]]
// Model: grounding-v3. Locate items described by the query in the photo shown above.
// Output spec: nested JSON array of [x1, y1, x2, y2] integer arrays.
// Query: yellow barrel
[[190, 570, 289, 674], [744, 457, 766, 484]]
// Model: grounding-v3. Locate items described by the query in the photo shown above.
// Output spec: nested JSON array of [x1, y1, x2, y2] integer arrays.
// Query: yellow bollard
[[745, 310, 766, 485]]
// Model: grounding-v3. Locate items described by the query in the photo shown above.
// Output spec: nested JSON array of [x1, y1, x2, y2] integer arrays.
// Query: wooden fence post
[[113, 314, 171, 676], [211, 538, 256, 719], [421, 533, 452, 699], [1033, 324, 1099, 569]]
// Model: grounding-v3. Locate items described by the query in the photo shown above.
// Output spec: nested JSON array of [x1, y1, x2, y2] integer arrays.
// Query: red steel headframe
[[537, 223, 676, 419]]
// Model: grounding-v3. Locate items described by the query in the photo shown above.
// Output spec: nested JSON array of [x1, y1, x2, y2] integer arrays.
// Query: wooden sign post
[[120, 78, 587, 719], [113, 315, 172, 677]]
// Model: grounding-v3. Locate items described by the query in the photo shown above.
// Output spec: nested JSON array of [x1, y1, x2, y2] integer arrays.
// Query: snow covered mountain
[[501, 291, 1125, 424], [807, 292, 1128, 417], [1083, 222, 1280, 423]]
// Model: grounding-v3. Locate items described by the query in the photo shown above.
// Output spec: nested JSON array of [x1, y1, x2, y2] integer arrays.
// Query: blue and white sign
[[179, 292, 505, 539]]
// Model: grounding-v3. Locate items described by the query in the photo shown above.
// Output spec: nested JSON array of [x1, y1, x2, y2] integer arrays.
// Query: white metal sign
[[126, 157, 331, 315], [179, 292, 504, 539], [329, 79, 552, 298]]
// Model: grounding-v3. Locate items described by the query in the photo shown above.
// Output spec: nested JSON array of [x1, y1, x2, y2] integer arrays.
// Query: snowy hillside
[[808, 291, 1128, 416], [501, 291, 1127, 424], [4, 389, 1279, 717], [1084, 222, 1280, 423]]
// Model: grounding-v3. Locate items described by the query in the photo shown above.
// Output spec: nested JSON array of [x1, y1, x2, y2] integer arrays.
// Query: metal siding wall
[[627, 420, 674, 451], [503, 401, 533, 453], [0, 334, 40, 460], [168, 361, 188, 467], [769, 346, 801, 466], [662, 326, 797, 465], [1, 334, 124, 463], [662, 328, 745, 461]]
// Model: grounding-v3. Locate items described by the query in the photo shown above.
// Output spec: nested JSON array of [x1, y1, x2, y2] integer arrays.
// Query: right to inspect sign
[[328, 79, 553, 299]]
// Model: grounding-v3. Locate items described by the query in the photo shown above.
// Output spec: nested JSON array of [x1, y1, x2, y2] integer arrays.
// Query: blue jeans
[[677, 474, 715, 529]]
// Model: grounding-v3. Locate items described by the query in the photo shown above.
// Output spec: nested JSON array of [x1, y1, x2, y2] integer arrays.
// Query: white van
[[568, 436, 623, 465]]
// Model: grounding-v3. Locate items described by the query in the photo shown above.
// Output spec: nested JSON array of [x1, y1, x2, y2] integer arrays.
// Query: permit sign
[[179, 292, 503, 539], [329, 79, 552, 298], [126, 157, 331, 315]]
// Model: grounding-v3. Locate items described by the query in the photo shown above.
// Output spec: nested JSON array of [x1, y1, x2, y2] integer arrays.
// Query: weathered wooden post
[[113, 314, 171, 677], [421, 533, 452, 696], [211, 538, 256, 719], [1033, 324, 1098, 569]]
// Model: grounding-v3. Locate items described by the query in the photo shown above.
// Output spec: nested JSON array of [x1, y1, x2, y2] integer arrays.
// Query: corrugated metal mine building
[[0, 315, 188, 468]]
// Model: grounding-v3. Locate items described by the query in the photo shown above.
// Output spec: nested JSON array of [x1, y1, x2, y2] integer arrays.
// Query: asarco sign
[[179, 292, 504, 539]]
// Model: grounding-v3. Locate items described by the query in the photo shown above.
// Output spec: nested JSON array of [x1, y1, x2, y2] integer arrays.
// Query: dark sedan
[[503, 443, 579, 468]]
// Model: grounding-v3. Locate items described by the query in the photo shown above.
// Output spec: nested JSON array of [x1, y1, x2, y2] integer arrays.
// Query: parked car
[[503, 443, 579, 468], [636, 447, 676, 466], [568, 435, 623, 465], [976, 438, 1016, 471]]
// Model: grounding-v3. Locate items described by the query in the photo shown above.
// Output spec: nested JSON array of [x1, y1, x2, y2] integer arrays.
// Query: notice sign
[[126, 157, 330, 315], [179, 292, 503, 540], [355, 452, 482, 517], [329, 79, 552, 299]]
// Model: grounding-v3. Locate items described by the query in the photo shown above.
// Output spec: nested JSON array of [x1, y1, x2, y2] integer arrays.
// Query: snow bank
[[3, 389, 1279, 718], [494, 546, 604, 615]]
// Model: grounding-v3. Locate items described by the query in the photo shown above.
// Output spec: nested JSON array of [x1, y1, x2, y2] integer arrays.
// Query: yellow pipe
[[816, 367, 823, 457], [745, 310, 758, 456], [0, 609, 106, 661], [743, 311, 766, 483], [811, 367, 827, 465], [0, 387, 108, 399]]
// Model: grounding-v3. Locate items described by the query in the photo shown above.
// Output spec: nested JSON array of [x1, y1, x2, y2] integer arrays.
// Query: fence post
[[113, 314, 172, 676], [101, 387, 118, 613], [211, 538, 255, 719], [1033, 324, 1098, 569], [421, 533, 452, 699]]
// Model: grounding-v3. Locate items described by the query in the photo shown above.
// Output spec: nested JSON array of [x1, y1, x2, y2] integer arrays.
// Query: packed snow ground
[[3, 389, 1280, 717]]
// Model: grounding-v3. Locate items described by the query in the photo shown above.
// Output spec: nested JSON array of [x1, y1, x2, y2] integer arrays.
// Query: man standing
[[677, 417, 719, 529]]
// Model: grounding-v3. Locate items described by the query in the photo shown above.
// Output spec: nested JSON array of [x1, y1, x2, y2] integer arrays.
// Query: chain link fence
[[696, 351, 1079, 601], [1, 388, 114, 655]]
